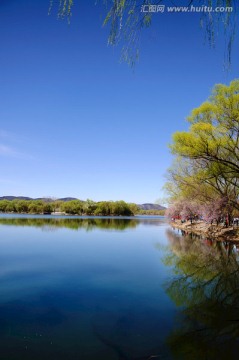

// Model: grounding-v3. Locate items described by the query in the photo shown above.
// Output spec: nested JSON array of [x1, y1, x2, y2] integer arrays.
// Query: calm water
[[0, 215, 239, 359]]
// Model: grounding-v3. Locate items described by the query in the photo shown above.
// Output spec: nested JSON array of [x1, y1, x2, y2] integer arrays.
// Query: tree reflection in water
[[164, 228, 239, 359], [0, 217, 138, 231]]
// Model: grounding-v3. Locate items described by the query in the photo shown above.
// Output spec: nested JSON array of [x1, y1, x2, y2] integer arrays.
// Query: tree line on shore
[[0, 199, 165, 216], [165, 80, 239, 226]]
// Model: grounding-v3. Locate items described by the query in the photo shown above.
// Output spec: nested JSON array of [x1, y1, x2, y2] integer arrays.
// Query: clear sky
[[0, 0, 239, 203]]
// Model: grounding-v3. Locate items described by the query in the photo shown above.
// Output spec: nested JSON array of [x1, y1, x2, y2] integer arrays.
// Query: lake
[[0, 215, 239, 359]]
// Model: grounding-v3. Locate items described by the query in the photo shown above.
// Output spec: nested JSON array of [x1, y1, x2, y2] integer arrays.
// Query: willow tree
[[166, 79, 239, 218], [50, 0, 237, 67]]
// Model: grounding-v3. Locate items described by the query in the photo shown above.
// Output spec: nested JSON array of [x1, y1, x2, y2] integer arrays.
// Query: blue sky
[[0, 0, 239, 203]]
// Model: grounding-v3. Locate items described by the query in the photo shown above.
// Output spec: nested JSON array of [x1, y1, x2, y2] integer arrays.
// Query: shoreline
[[171, 219, 239, 242]]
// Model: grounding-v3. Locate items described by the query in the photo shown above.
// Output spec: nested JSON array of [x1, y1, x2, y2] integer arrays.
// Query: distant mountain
[[34, 198, 55, 202], [0, 196, 32, 201], [0, 196, 81, 202], [137, 203, 166, 211], [58, 197, 79, 202]]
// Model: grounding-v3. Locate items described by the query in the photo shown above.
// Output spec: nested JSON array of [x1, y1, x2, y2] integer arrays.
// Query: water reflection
[[0, 216, 169, 360], [0, 217, 139, 231], [92, 326, 161, 359], [165, 228, 239, 359]]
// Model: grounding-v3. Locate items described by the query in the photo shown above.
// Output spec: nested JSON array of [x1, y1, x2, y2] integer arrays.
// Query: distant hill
[[58, 197, 79, 202], [34, 197, 54, 202], [137, 203, 166, 211], [0, 196, 32, 201], [0, 196, 79, 202]]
